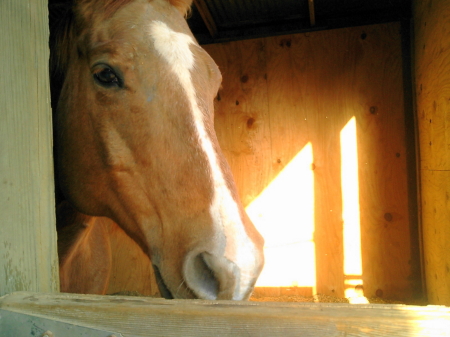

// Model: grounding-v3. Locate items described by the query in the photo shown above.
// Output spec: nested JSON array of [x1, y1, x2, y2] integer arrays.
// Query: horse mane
[[168, 0, 192, 16], [49, 0, 133, 89]]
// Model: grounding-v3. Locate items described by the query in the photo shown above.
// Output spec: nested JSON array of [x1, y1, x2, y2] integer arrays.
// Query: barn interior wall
[[413, 0, 450, 306], [2, 0, 447, 308], [204, 22, 422, 302]]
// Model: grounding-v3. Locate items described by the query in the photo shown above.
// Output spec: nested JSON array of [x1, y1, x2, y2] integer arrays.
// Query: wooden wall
[[414, 0, 450, 305], [0, 0, 59, 295], [204, 22, 421, 302], [0, 0, 441, 308]]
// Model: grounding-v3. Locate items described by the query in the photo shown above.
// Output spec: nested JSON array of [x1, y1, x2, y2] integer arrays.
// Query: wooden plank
[[1, 292, 449, 336], [308, 0, 316, 27], [0, 0, 59, 295], [209, 38, 273, 207], [348, 23, 414, 301], [420, 170, 450, 304], [262, 33, 329, 293], [414, 0, 450, 172], [206, 23, 419, 302], [204, 39, 273, 208], [193, 0, 218, 37], [414, 0, 450, 305], [0, 309, 122, 337]]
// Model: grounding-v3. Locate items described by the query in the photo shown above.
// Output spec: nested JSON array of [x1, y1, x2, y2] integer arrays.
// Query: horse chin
[[152, 264, 174, 299], [152, 251, 259, 300], [153, 252, 241, 300]]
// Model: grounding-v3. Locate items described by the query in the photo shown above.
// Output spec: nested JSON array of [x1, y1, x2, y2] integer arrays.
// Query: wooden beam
[[0, 0, 59, 296], [308, 0, 316, 26], [193, 0, 218, 38], [414, 0, 450, 306], [2, 292, 450, 336]]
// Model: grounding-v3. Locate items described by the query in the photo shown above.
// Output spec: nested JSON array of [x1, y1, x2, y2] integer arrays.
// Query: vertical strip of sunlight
[[246, 143, 315, 291], [340, 117, 364, 300]]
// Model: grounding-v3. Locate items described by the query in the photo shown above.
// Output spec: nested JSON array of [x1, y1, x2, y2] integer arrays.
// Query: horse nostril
[[184, 252, 220, 300]]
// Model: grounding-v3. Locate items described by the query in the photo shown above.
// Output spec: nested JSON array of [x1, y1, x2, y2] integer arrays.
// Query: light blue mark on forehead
[[147, 86, 156, 102]]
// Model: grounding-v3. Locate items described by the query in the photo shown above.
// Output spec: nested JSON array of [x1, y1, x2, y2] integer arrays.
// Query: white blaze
[[149, 21, 257, 299]]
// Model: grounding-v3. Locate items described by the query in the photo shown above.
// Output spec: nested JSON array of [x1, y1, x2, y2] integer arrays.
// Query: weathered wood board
[[0, 0, 59, 296], [414, 0, 450, 305], [204, 22, 420, 302], [1, 292, 449, 337]]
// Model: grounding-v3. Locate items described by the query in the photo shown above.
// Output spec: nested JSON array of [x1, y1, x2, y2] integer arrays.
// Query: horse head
[[51, 0, 264, 300]]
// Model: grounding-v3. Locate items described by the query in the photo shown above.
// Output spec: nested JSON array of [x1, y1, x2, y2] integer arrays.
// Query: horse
[[49, 0, 264, 300]]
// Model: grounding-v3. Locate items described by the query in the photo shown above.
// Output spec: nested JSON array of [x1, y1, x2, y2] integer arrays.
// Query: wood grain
[[0, 0, 59, 296], [205, 23, 419, 301], [414, 0, 450, 305], [414, 0, 450, 172], [420, 170, 450, 304], [206, 39, 273, 207], [1, 292, 449, 336]]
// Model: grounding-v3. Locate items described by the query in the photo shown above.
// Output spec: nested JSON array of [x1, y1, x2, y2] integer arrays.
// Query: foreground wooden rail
[[1, 292, 449, 336]]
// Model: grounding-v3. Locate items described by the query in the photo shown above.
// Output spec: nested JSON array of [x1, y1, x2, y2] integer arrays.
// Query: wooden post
[[414, 0, 450, 305], [0, 0, 59, 295]]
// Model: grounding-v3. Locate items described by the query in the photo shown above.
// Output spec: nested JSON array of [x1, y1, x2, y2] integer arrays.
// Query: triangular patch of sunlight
[[246, 143, 315, 288]]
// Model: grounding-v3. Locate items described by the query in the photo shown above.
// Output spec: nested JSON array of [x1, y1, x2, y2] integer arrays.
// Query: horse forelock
[[167, 0, 193, 16], [49, 0, 192, 87], [50, 0, 129, 81]]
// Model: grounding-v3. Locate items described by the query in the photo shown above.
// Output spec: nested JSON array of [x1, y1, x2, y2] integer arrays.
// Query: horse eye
[[93, 67, 122, 88]]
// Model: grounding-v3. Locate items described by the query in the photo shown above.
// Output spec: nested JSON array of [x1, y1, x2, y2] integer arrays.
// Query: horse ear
[[167, 0, 193, 16]]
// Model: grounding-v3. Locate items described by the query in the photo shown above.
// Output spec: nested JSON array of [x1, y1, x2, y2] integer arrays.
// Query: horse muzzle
[[152, 247, 263, 300], [182, 249, 263, 300]]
